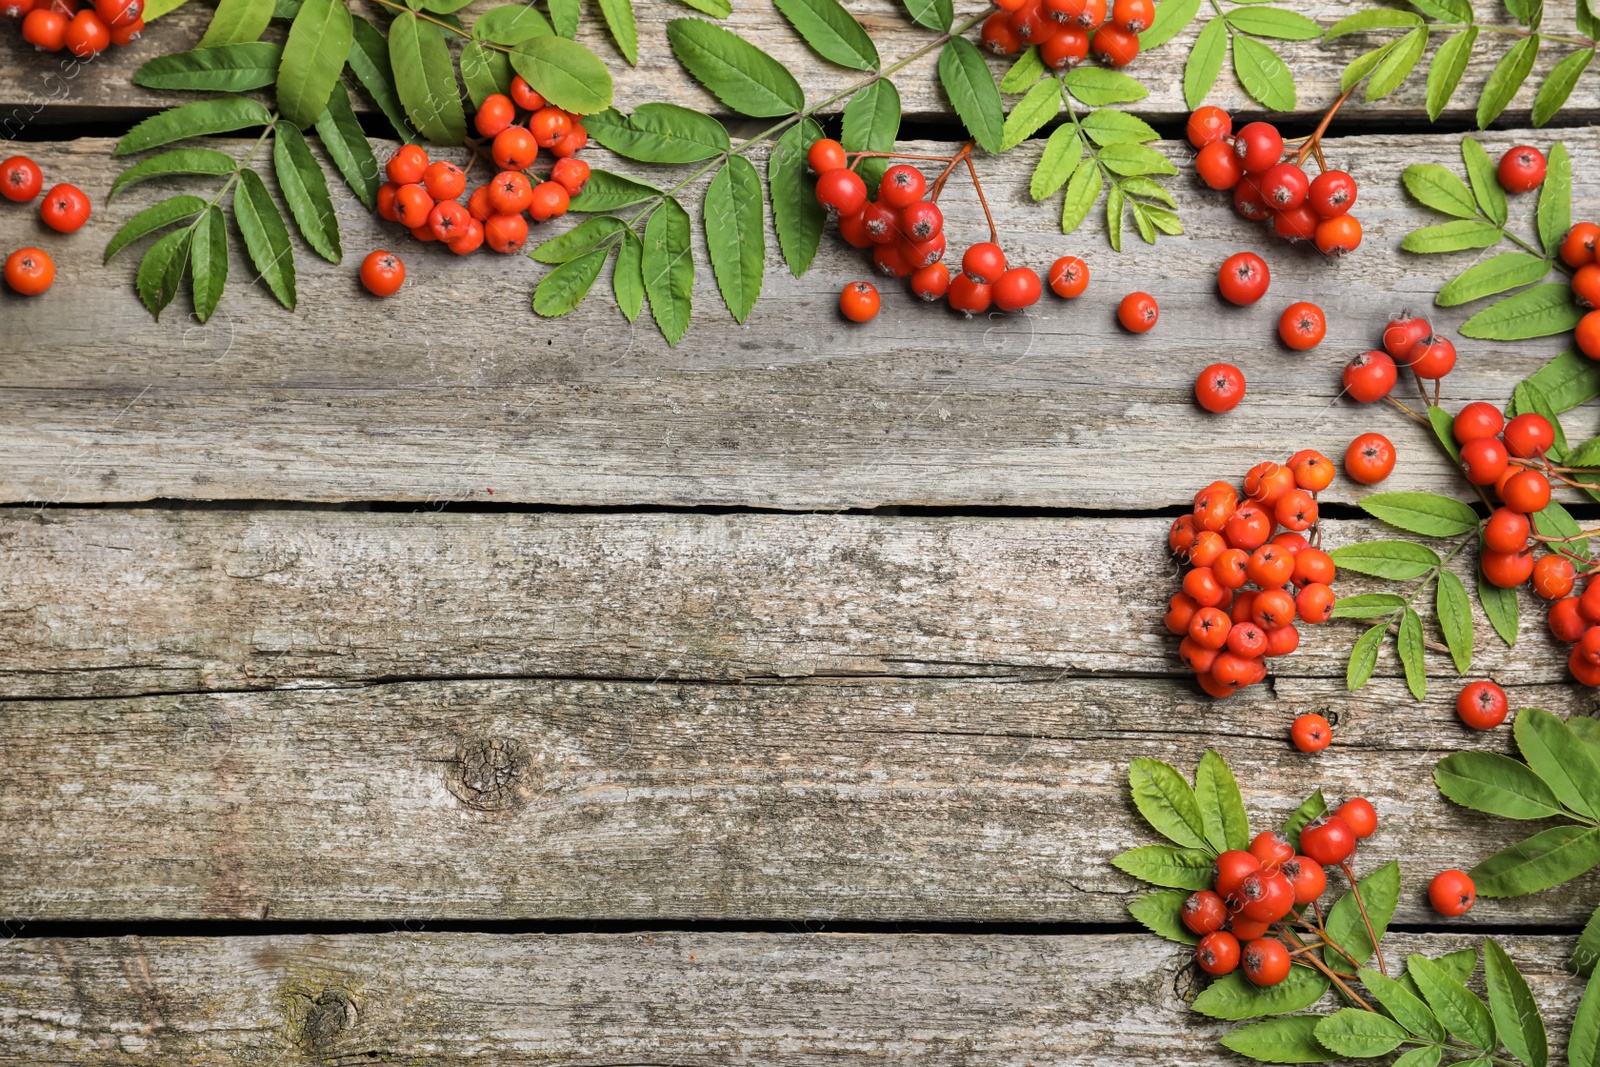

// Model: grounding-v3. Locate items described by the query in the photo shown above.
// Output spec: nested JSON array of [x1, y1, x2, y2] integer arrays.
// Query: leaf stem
[[1276, 924, 1378, 1012], [1339, 861, 1387, 976]]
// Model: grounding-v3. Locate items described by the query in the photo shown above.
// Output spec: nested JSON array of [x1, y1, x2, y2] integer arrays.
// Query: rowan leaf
[[569, 169, 662, 212], [1184, 15, 1227, 108], [188, 205, 228, 324], [1282, 789, 1326, 851], [472, 4, 553, 43], [1478, 567, 1520, 646], [840, 78, 899, 188], [1195, 969, 1330, 1020], [1366, 27, 1427, 100], [1111, 845, 1216, 889], [1330, 540, 1440, 579], [388, 13, 468, 144], [348, 16, 416, 141], [1221, 1016, 1335, 1063], [277, 0, 353, 130], [1030, 124, 1082, 200], [1574, 967, 1600, 1067], [1140, 0, 1199, 49], [136, 226, 192, 320], [1000, 46, 1046, 93], [231, 166, 296, 310], [104, 195, 207, 263], [666, 18, 802, 117], [1462, 284, 1584, 340], [533, 248, 608, 316], [899, 0, 953, 31], [1408, 953, 1497, 1050], [1194, 749, 1248, 853], [1226, 6, 1321, 38], [1358, 492, 1479, 536], [1401, 219, 1503, 253], [1435, 751, 1562, 820], [511, 34, 614, 115], [1063, 66, 1148, 105], [613, 228, 644, 322], [135, 42, 281, 91], [1326, 859, 1401, 975], [117, 98, 273, 156], [1533, 49, 1593, 126], [596, 0, 638, 64], [1470, 824, 1600, 896], [1079, 108, 1158, 145], [1060, 163, 1100, 234], [938, 37, 1004, 152], [1314, 1009, 1408, 1058], [1403, 164, 1477, 219], [585, 104, 730, 163], [199, 0, 273, 46], [1515, 707, 1600, 817], [1426, 27, 1476, 120], [313, 87, 380, 208], [1484, 939, 1547, 1067], [1347, 621, 1386, 690], [1324, 8, 1424, 36], [272, 122, 340, 263], [773, 0, 878, 71], [1001, 80, 1059, 150], [1537, 141, 1571, 258], [460, 41, 512, 108], [1127, 889, 1198, 945], [531, 215, 627, 264], [1360, 968, 1445, 1041], [1232, 35, 1295, 110], [1436, 569, 1473, 673], [768, 118, 824, 278], [703, 156, 764, 324], [642, 197, 694, 345], [110, 148, 237, 201], [1478, 35, 1538, 128], [1436, 253, 1552, 306]]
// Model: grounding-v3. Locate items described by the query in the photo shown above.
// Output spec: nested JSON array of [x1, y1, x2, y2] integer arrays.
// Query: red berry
[[1280, 856, 1326, 904], [1183, 890, 1229, 935], [1456, 680, 1508, 729], [1502, 469, 1551, 514], [1307, 170, 1357, 217], [1196, 931, 1241, 975], [1196, 141, 1243, 190], [1482, 546, 1534, 588], [1299, 815, 1356, 866], [1110, 0, 1152, 30], [910, 262, 951, 302], [1533, 554, 1576, 599], [1239, 869, 1296, 922], [1343, 350, 1397, 403], [807, 137, 847, 174], [1345, 432, 1395, 485], [1272, 204, 1320, 242], [1484, 507, 1530, 553], [992, 266, 1042, 312], [1260, 163, 1308, 210], [1118, 291, 1159, 333], [4, 247, 54, 296], [1497, 144, 1547, 193], [946, 273, 992, 316], [483, 212, 528, 253], [474, 94, 515, 138], [422, 160, 465, 201], [1278, 301, 1326, 350], [1579, 311, 1600, 359], [359, 249, 405, 297], [38, 182, 90, 233], [21, 8, 68, 49], [1040, 23, 1089, 66], [1248, 831, 1294, 870], [1290, 713, 1331, 753], [815, 168, 867, 217], [63, 8, 109, 55], [1233, 122, 1283, 174], [1382, 312, 1431, 363], [1233, 175, 1270, 221], [1213, 849, 1262, 899], [386, 143, 429, 185], [1561, 222, 1600, 268], [878, 165, 927, 209], [551, 157, 590, 197], [980, 10, 1023, 52], [1217, 252, 1269, 306], [1504, 413, 1555, 458], [1550, 596, 1586, 643], [961, 242, 1007, 284], [1460, 436, 1510, 485], [1453, 401, 1504, 443], [839, 280, 880, 323], [1048, 255, 1089, 298], [1089, 23, 1138, 65], [1314, 215, 1363, 256], [1242, 938, 1292, 986], [1193, 364, 1244, 413], [0, 156, 43, 202], [491, 126, 537, 171], [901, 200, 944, 241], [528, 106, 572, 148], [1335, 798, 1377, 839], [1186, 106, 1231, 148], [1429, 870, 1476, 916], [509, 75, 546, 111], [1410, 334, 1457, 379]]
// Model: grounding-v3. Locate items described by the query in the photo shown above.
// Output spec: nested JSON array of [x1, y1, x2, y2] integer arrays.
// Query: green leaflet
[[569, 169, 663, 212], [117, 98, 273, 156], [614, 229, 644, 322], [232, 167, 296, 310], [1030, 125, 1082, 200], [110, 148, 236, 201], [1514, 708, 1600, 818], [1343, 39, 1398, 93], [1478, 35, 1539, 129], [1078, 109, 1158, 145], [189, 206, 229, 324], [1436, 568, 1472, 674], [1575, 967, 1600, 1067], [1366, 27, 1427, 100], [1409, 0, 1471, 18], [1096, 143, 1176, 176], [642, 197, 694, 345], [666, 18, 802, 118], [1537, 141, 1571, 258], [544, 0, 579, 35], [1126, 889, 1197, 945], [1331, 593, 1408, 619], [1313, 1009, 1408, 1058], [1225, 5, 1321, 38], [1140, 0, 1199, 49], [772, 0, 878, 71], [1471, 824, 1600, 896], [1461, 136, 1506, 225], [1427, 28, 1477, 121], [105, 195, 206, 263], [1533, 499, 1587, 564], [1534, 49, 1593, 126], [1220, 1016, 1335, 1063], [272, 123, 340, 263], [510, 35, 614, 115], [1401, 219, 1503, 253], [1325, 859, 1400, 975], [199, 0, 274, 46], [1577, 902, 1600, 978], [678, 0, 733, 13], [1434, 750, 1563, 820], [1392, 1047, 1444, 1067], [1232, 34, 1295, 111], [768, 118, 824, 278], [703, 156, 764, 325], [388, 13, 468, 143], [531, 215, 627, 264], [1428, 405, 1462, 463], [472, 4, 553, 44], [938, 37, 1004, 152], [1282, 789, 1325, 851], [1347, 621, 1386, 690], [348, 16, 415, 142], [1462, 283, 1585, 340], [277, 0, 352, 130], [460, 42, 513, 109], [840, 78, 899, 189], [1484, 939, 1547, 1067], [1523, 349, 1600, 412], [1359, 968, 1445, 1041], [1407, 953, 1497, 1050], [134, 42, 281, 91], [144, 0, 192, 19], [898, 0, 953, 31], [1184, 15, 1226, 108], [1329, 540, 1440, 579], [1000, 80, 1059, 151], [597, 0, 638, 64], [314, 87, 380, 208], [533, 249, 608, 316], [1193, 968, 1330, 1021], [1403, 163, 1477, 219], [1436, 253, 1552, 307], [1062, 66, 1148, 105], [1324, 8, 1423, 36], [1194, 749, 1248, 853], [1357, 492, 1479, 537], [1109, 845, 1215, 889], [136, 226, 192, 320], [1000, 47, 1046, 93], [1106, 184, 1125, 252], [1477, 567, 1519, 646], [1059, 164, 1100, 234], [1128, 758, 1207, 849], [586, 104, 730, 163]]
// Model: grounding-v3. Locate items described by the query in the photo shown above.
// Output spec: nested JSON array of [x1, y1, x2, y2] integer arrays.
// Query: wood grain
[[3, 128, 1595, 509], [0, 932, 1586, 1063], [1, 0, 1593, 128]]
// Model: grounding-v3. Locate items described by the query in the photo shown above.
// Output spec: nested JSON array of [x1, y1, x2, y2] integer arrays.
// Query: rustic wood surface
[[4, 128, 1595, 509], [1, 0, 1593, 127]]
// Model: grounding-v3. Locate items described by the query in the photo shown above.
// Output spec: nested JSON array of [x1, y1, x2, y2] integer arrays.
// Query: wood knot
[[286, 988, 357, 1053], [446, 735, 533, 811]]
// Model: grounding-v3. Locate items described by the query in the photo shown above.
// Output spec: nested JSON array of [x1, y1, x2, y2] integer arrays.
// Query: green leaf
[[614, 229, 644, 322], [1392, 1047, 1443, 1067], [1110, 845, 1215, 889], [1533, 500, 1586, 564], [1471, 824, 1600, 896], [199, 0, 274, 46], [532, 248, 608, 316], [938, 37, 1004, 153], [1457, 136, 1506, 226], [597, 0, 638, 64], [1000, 46, 1046, 93], [1194, 750, 1248, 854], [1484, 940, 1547, 1067], [1436, 569, 1472, 674], [1575, 968, 1600, 1067], [1524, 349, 1600, 411], [314, 87, 379, 208], [1140, 0, 1199, 49], [544, 0, 578, 35], [898, 0, 952, 32], [1325, 860, 1400, 975], [666, 18, 802, 118], [768, 118, 824, 278], [1313, 1009, 1407, 1058], [1225, 5, 1321, 37], [472, 4, 553, 43], [1121, 176, 1176, 208], [642, 197, 693, 345], [1537, 141, 1571, 258], [460, 41, 512, 109], [1330, 592, 1407, 619], [272, 123, 340, 263], [136, 227, 192, 320], [1358, 492, 1479, 537], [1330, 540, 1440, 579], [1477, 569, 1520, 646], [1059, 163, 1100, 234], [1428, 405, 1462, 463], [1403, 164, 1478, 219], [134, 42, 281, 91], [188, 205, 228, 324], [1359, 968, 1445, 1041], [144, 0, 192, 19], [1478, 35, 1538, 129], [1435, 751, 1563, 819], [1343, 40, 1398, 93], [1106, 184, 1125, 252], [1581, 0, 1600, 37], [703, 156, 764, 325], [1426, 28, 1478, 122], [1127, 889, 1198, 945], [1030, 125, 1082, 200], [1140, 200, 1184, 236], [586, 104, 730, 163], [1576, 903, 1600, 979], [1401, 219, 1504, 253], [1571, 715, 1600, 766], [348, 16, 415, 141], [278, 0, 352, 129], [677, 0, 732, 16], [1062, 66, 1148, 106], [388, 13, 468, 144], [1409, 0, 1472, 18], [110, 149, 236, 202], [773, 0, 877, 71], [511, 34, 614, 115], [1079, 108, 1158, 146], [531, 215, 627, 264], [1282, 789, 1326, 852], [1408, 953, 1496, 1050], [104, 195, 207, 263], [1463, 283, 1585, 340], [1347, 621, 1386, 691], [1436, 253, 1552, 306], [1220, 1016, 1335, 1063], [1128, 758, 1208, 849], [1195, 968, 1331, 1020], [840, 78, 899, 188], [1515, 707, 1600, 818], [1367, 27, 1427, 100], [1000, 80, 1059, 150], [1570, 436, 1600, 467], [1232, 34, 1295, 111], [1096, 143, 1176, 176], [232, 167, 296, 310], [117, 98, 273, 156], [1324, 9, 1424, 37], [570, 169, 662, 212], [1182, 15, 1227, 108]]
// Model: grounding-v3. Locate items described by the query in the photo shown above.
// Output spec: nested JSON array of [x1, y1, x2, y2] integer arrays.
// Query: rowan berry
[[1110, 0, 1152, 29], [63, 8, 108, 54], [1233, 175, 1270, 221], [1186, 105, 1231, 149], [1573, 644, 1600, 686], [1243, 938, 1291, 986], [1307, 170, 1357, 217], [1048, 255, 1088, 298], [1248, 831, 1294, 870], [1188, 604, 1231, 649], [1460, 436, 1510, 485], [1299, 815, 1355, 865], [547, 123, 587, 159], [1194, 479, 1236, 524], [1296, 583, 1334, 624], [1252, 589, 1296, 630], [1584, 626, 1600, 666], [550, 157, 590, 199], [1290, 713, 1331, 754], [483, 212, 528, 253], [427, 199, 471, 241], [860, 202, 897, 245], [1197, 931, 1241, 975], [1195, 363, 1243, 412], [1233, 122, 1282, 174], [1272, 532, 1309, 556], [1183, 890, 1229, 935], [1184, 568, 1227, 610], [1213, 849, 1261, 899], [1288, 450, 1333, 492], [1345, 432, 1395, 485], [1232, 590, 1259, 625], [1180, 636, 1219, 674], [1278, 302, 1326, 350], [1169, 513, 1199, 555], [528, 106, 572, 148], [1272, 204, 1319, 242], [1280, 856, 1326, 904], [38, 183, 90, 233], [474, 94, 515, 138], [1580, 580, 1600, 623], [1561, 222, 1600, 268], [1497, 144, 1546, 193], [872, 241, 911, 278], [1453, 401, 1504, 443], [1243, 462, 1292, 507], [1493, 463, 1521, 501], [0, 156, 42, 202], [509, 74, 546, 111], [1211, 650, 1260, 690], [1572, 265, 1600, 310], [446, 217, 483, 255], [815, 168, 868, 217], [1329, 799, 1375, 841], [415, 162, 463, 203], [108, 14, 141, 43], [1196, 141, 1244, 190], [1240, 869, 1296, 922], [1482, 507, 1528, 553], [1315, 215, 1363, 256], [409, 223, 438, 243], [992, 267, 1042, 312], [465, 184, 494, 222], [376, 181, 401, 222], [901, 201, 943, 242], [1412, 334, 1458, 378], [836, 210, 870, 249], [385, 144, 429, 185], [901, 231, 946, 269], [2, 0, 37, 15], [1243, 543, 1290, 588], [1044, 0, 1105, 26], [359, 249, 404, 297], [1292, 548, 1335, 587], [1008, 1, 1057, 43], [911, 261, 951, 302], [1217, 252, 1269, 306], [1382, 314, 1430, 364], [1165, 592, 1200, 635], [1550, 596, 1586, 642], [1533, 554, 1576, 599], [1342, 350, 1396, 404], [1221, 502, 1271, 552], [1226, 618, 1266, 654], [1264, 623, 1299, 656], [1274, 489, 1317, 532], [4, 247, 54, 296], [1501, 469, 1551, 514], [528, 180, 570, 222], [491, 126, 538, 171], [961, 241, 1007, 284], [1119, 291, 1159, 333], [946, 273, 992, 316], [1039, 22, 1089, 66], [980, 10, 1022, 52], [1190, 531, 1226, 567], [867, 167, 921, 212], [1482, 547, 1534, 589], [1505, 413, 1555, 458], [22, 7, 68, 48], [1579, 311, 1600, 359], [1230, 916, 1271, 940], [392, 183, 433, 227], [1260, 163, 1308, 210], [1429, 870, 1475, 916]]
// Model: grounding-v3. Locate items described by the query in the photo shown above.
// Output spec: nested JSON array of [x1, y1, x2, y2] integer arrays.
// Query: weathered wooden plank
[[4, 509, 1591, 698], [3, 671, 1596, 922], [1, 0, 1592, 127], [4, 128, 1593, 509], [0, 932, 1585, 1063]]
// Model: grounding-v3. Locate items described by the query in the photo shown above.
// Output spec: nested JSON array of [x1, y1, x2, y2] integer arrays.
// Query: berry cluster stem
[[1338, 861, 1387, 975], [1292, 87, 1354, 171]]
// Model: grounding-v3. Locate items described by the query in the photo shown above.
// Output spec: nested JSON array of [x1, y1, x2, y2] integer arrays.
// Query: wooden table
[[3, 1, 1599, 1060]]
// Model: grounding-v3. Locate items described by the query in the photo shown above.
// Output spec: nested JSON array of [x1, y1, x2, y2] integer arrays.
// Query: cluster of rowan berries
[[1186, 799, 1376, 984], [10, 0, 143, 55], [1167, 455, 1340, 698], [1341, 311, 1458, 404], [1186, 107, 1363, 257], [2, 153, 91, 297], [980, 0, 1150, 68]]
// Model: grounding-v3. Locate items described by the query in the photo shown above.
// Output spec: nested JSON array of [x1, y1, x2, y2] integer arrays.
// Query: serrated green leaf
[[1537, 141, 1571, 258], [614, 228, 644, 322], [189, 205, 228, 324], [1409, 0, 1471, 18], [1533, 499, 1586, 565], [1435, 750, 1563, 819], [1060, 163, 1100, 234], [1457, 137, 1506, 227], [1221, 1016, 1335, 1063], [1426, 27, 1477, 122], [1348, 621, 1386, 690], [1194, 750, 1248, 854], [667, 18, 801, 118], [1435, 568, 1473, 673], [388, 13, 468, 144], [1326, 859, 1401, 975], [597, 0, 638, 64], [1000, 46, 1046, 93], [1478, 567, 1520, 646], [1461, 283, 1584, 340], [1574, 966, 1600, 1067], [1000, 79, 1059, 150], [1079, 108, 1158, 146], [840, 78, 899, 188], [703, 156, 764, 324], [1106, 183, 1125, 252], [1277, 791, 1323, 854], [1110, 844, 1215, 889], [768, 118, 824, 278], [511, 33, 614, 115], [1358, 491, 1480, 536], [1324, 8, 1424, 37], [1330, 540, 1440, 579], [569, 169, 663, 212], [1233, 34, 1295, 110], [1515, 707, 1600, 818], [1534, 49, 1593, 127], [1343, 39, 1399, 93], [1127, 889, 1198, 945], [1031, 124, 1082, 200], [460, 41, 512, 109], [773, 0, 877, 71], [1393, 1046, 1444, 1067], [1575, 902, 1600, 978], [1196, 968, 1330, 1021], [1184, 15, 1227, 108], [1408, 953, 1497, 1049], [1360, 968, 1445, 1041], [677, 0, 732, 16], [199, 0, 273, 46], [1403, 163, 1478, 218], [1096, 143, 1176, 176], [1471, 824, 1600, 896], [1428, 405, 1463, 463], [1436, 252, 1552, 306], [642, 197, 693, 345], [314, 87, 379, 208], [1129, 758, 1208, 849], [1140, 0, 1199, 49], [533, 248, 608, 316], [1331, 592, 1407, 619], [1314, 1008, 1407, 1057], [1141, 203, 1183, 235], [939, 37, 1004, 152], [136, 226, 192, 320], [348, 16, 416, 141], [586, 104, 731, 163], [135, 42, 281, 91], [1120, 175, 1176, 206], [1225, 5, 1321, 37], [532, 215, 627, 264], [232, 167, 295, 310], [272, 123, 340, 263], [117, 98, 274, 156], [1478, 35, 1538, 129], [1484, 940, 1547, 1067], [1063, 66, 1149, 105], [278, 0, 352, 129], [1524, 349, 1600, 411], [898, 0, 952, 31], [1401, 219, 1504, 253], [472, 4, 553, 43], [104, 195, 207, 263], [1367, 27, 1427, 99], [110, 149, 236, 202]]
